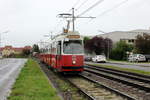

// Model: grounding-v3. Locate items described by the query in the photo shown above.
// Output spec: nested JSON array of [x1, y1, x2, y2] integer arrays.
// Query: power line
[[72, 0, 81, 8], [96, 0, 129, 17], [88, 0, 129, 23], [78, 0, 105, 16], [76, 0, 89, 10]]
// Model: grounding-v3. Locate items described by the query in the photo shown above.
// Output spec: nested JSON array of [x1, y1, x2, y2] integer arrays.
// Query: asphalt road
[[86, 61, 150, 72], [0, 58, 27, 100]]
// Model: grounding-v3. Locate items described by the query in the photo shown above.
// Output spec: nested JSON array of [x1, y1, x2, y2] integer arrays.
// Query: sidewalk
[[0, 58, 27, 100]]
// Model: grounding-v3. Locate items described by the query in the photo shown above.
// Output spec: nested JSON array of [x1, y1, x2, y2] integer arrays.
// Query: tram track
[[83, 64, 150, 100], [85, 64, 150, 80], [40, 63, 126, 100], [85, 65, 150, 90], [37, 58, 150, 100], [78, 74, 136, 100], [66, 77, 127, 100], [85, 68, 150, 92], [38, 60, 95, 100], [37, 58, 135, 100]]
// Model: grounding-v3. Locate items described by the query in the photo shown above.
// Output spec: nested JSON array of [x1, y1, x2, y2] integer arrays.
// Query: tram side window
[[57, 41, 61, 55]]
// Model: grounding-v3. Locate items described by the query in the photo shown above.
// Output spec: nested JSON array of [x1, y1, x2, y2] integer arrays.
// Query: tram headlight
[[72, 60, 76, 64]]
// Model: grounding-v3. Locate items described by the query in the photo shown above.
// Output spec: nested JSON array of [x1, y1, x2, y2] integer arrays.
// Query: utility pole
[[0, 33, 1, 48], [0, 30, 9, 56], [0, 30, 9, 48], [98, 30, 110, 59], [44, 31, 53, 40], [58, 8, 96, 32], [72, 8, 75, 32], [50, 31, 53, 40], [107, 39, 109, 59]]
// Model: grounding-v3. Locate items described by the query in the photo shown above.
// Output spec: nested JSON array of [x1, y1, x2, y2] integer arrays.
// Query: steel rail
[[85, 64, 150, 79], [85, 65, 150, 83], [79, 73, 136, 100], [85, 68, 150, 92], [65, 78, 96, 100]]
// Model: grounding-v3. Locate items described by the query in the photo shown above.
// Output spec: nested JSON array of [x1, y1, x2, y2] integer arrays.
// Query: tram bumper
[[61, 66, 84, 72]]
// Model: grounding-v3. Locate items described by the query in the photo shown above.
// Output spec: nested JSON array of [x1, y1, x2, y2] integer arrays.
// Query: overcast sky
[[0, 0, 150, 47]]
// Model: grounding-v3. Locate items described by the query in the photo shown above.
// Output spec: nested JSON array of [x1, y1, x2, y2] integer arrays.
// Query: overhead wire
[[87, 0, 129, 23], [72, 0, 81, 8], [78, 0, 105, 16], [53, 0, 80, 32], [41, 0, 83, 43], [76, 0, 89, 10], [64, 0, 101, 32], [96, 0, 129, 17], [55, 0, 82, 32]]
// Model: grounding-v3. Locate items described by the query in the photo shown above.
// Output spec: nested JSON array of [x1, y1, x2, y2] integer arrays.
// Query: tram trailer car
[[39, 31, 84, 73]]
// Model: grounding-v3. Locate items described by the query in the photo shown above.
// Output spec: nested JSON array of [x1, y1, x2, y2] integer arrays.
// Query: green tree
[[110, 41, 133, 60], [32, 44, 40, 53], [83, 36, 90, 44], [22, 48, 31, 56], [135, 33, 150, 54], [84, 36, 113, 55]]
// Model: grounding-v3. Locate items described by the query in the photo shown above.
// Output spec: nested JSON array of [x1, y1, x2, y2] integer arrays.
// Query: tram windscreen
[[63, 40, 84, 54]]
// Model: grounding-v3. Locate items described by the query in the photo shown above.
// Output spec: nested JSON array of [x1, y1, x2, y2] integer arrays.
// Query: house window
[[128, 40, 132, 42], [128, 39, 135, 43], [131, 39, 134, 43]]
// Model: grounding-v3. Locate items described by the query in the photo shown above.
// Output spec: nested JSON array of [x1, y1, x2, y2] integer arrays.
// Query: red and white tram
[[39, 31, 84, 73]]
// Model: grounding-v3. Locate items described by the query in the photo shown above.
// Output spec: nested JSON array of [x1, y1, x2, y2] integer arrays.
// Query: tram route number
[[67, 35, 80, 39]]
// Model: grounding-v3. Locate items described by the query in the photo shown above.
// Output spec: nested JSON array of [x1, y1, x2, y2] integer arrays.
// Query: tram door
[[56, 41, 61, 69]]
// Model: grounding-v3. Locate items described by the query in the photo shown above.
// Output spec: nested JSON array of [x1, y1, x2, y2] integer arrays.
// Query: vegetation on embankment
[[8, 59, 61, 100]]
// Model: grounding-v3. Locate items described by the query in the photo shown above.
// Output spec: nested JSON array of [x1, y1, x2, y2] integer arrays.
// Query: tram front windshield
[[63, 40, 84, 54]]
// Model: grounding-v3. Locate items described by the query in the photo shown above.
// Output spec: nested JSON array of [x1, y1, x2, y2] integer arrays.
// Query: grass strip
[[8, 59, 61, 100], [87, 63, 150, 75], [108, 59, 150, 64]]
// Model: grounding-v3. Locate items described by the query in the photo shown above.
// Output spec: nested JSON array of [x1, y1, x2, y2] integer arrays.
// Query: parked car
[[143, 54, 150, 62], [84, 56, 92, 61], [128, 54, 146, 62], [92, 55, 106, 63]]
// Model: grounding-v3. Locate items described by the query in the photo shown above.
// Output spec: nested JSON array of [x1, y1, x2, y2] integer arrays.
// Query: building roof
[[0, 47, 4, 51], [130, 29, 150, 33], [24, 46, 32, 50], [4, 45, 12, 49], [0, 45, 31, 52], [97, 28, 150, 43]]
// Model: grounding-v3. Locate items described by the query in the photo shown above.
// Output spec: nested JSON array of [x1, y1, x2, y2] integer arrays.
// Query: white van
[[92, 55, 106, 63], [128, 54, 146, 62]]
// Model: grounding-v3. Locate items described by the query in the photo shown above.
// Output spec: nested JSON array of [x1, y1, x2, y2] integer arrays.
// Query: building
[[0, 45, 32, 57], [98, 28, 150, 44]]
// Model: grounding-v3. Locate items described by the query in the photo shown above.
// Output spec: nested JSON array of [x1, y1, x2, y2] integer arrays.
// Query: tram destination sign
[[67, 35, 80, 39]]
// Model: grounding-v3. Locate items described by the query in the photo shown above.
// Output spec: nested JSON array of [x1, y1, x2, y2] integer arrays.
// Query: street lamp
[[0, 30, 9, 47], [98, 30, 110, 59]]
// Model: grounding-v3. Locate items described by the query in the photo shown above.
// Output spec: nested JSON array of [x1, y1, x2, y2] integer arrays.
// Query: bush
[[110, 41, 133, 60]]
